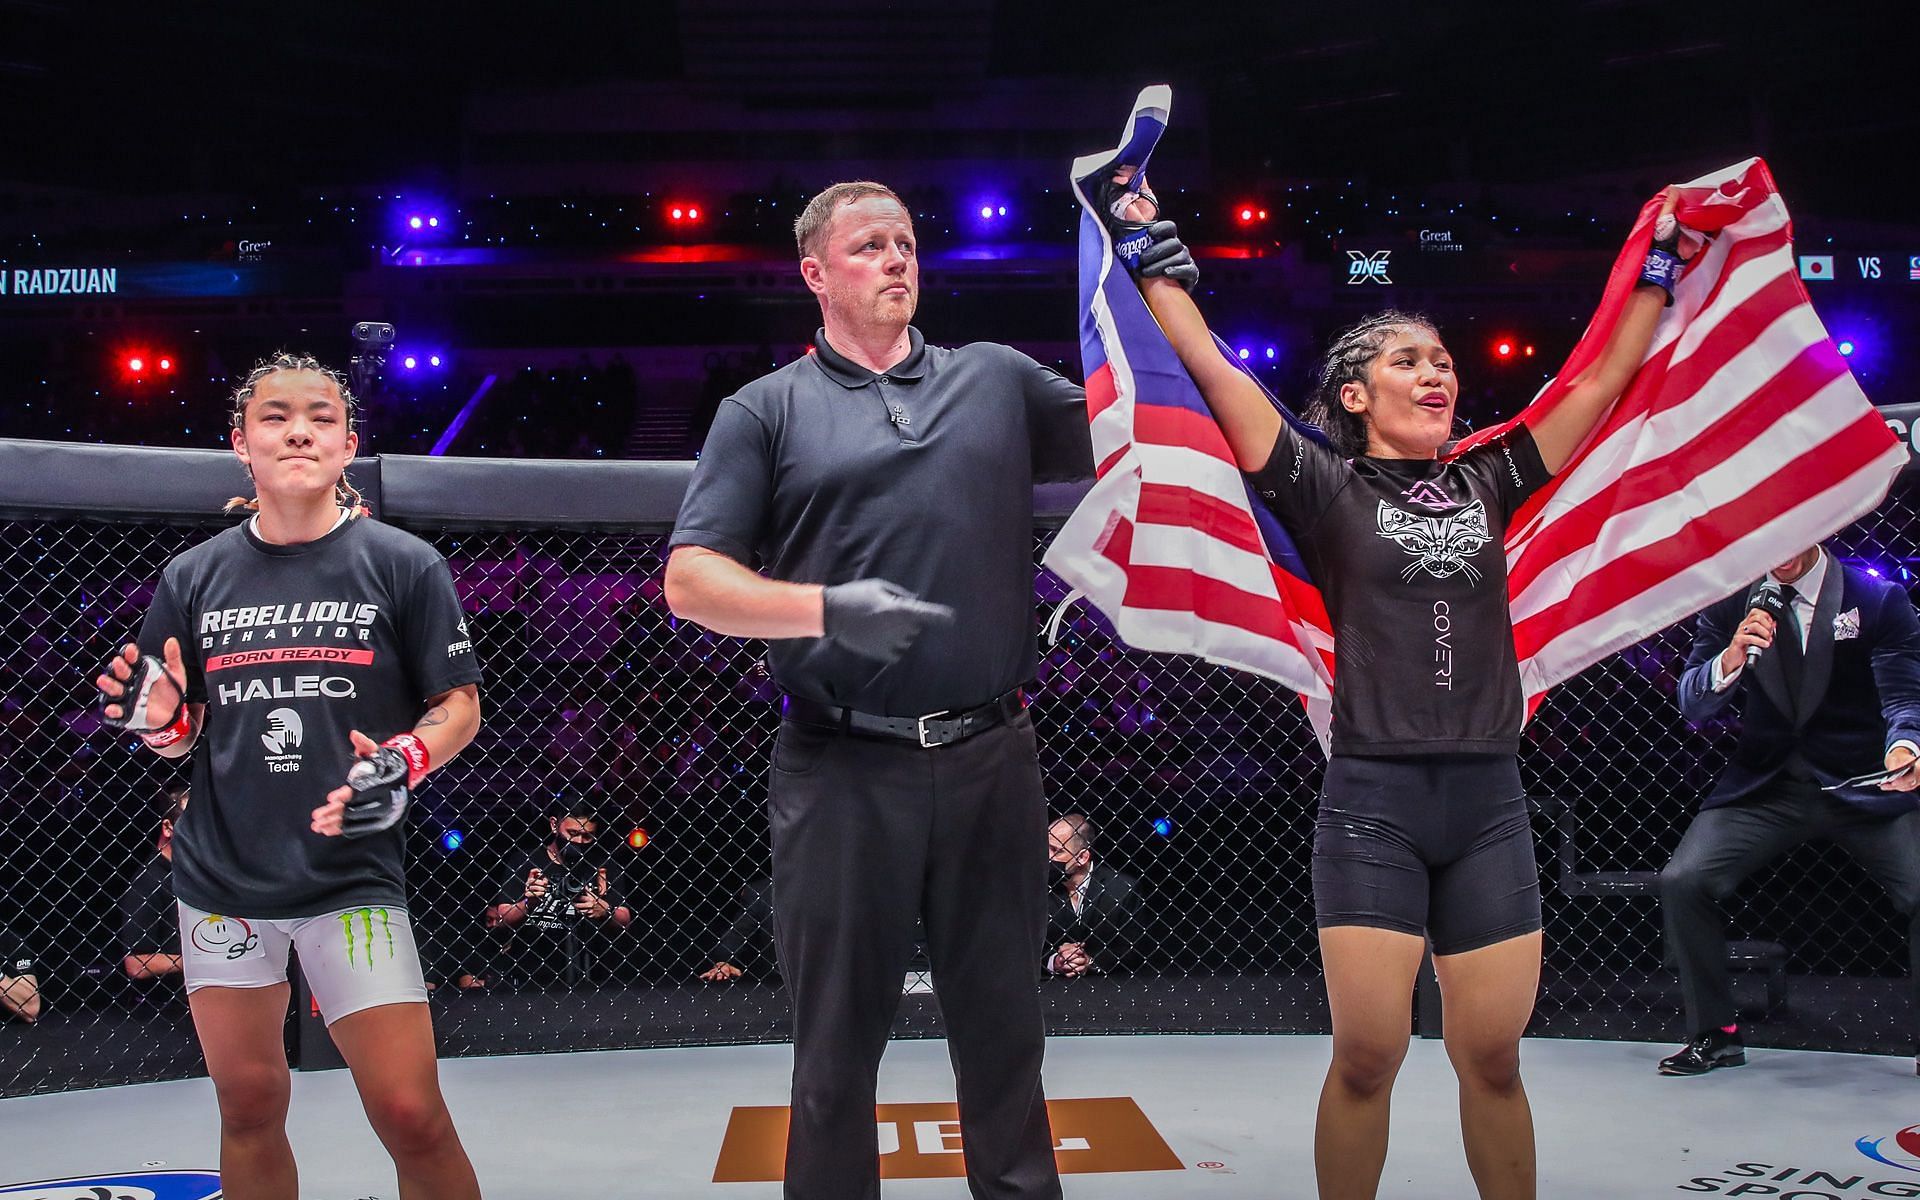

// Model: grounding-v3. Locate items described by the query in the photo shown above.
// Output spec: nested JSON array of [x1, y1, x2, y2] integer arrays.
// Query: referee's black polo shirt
[[670, 326, 1091, 717]]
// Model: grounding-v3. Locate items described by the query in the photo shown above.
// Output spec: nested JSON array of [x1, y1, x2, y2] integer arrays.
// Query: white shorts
[[178, 901, 428, 1025]]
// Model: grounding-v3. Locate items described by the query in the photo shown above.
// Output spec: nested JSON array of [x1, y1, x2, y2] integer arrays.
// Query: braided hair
[[224, 351, 367, 515], [1303, 310, 1441, 458]]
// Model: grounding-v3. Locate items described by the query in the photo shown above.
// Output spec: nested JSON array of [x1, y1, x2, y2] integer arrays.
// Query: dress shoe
[[1658, 1029, 1746, 1076]]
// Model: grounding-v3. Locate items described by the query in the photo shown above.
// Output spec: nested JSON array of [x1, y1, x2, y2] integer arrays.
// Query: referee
[[666, 181, 1089, 1200]]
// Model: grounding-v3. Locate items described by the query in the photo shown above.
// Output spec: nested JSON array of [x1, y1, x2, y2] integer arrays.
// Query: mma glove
[[341, 734, 430, 840], [1096, 179, 1200, 291], [1638, 211, 1703, 306], [98, 654, 191, 747]]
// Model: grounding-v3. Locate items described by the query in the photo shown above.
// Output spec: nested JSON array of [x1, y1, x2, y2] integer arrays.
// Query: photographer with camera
[[490, 800, 631, 989]]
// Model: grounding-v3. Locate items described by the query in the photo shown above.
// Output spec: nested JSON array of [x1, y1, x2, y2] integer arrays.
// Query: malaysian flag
[[1044, 87, 1903, 744]]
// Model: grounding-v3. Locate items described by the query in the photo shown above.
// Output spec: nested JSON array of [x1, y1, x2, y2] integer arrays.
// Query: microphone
[[1745, 582, 1790, 669]]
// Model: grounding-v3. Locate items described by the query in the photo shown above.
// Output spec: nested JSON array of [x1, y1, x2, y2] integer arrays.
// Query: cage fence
[[0, 444, 1912, 1099]]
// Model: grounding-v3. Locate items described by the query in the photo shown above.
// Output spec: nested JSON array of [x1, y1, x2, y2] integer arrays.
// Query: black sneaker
[[1658, 1030, 1746, 1076]]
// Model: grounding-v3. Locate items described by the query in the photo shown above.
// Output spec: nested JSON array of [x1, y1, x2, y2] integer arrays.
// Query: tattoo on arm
[[417, 706, 449, 730]]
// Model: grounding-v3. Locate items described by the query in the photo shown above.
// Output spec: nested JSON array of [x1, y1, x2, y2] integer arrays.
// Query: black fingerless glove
[[1095, 179, 1199, 291], [1638, 215, 1687, 306], [341, 735, 429, 839]]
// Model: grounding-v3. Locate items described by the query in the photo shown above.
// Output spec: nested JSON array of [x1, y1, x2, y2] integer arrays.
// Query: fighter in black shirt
[[1103, 175, 1701, 1198], [94, 353, 484, 1199]]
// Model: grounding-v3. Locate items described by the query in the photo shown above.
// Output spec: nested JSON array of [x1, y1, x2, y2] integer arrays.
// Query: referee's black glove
[[823, 579, 955, 664]]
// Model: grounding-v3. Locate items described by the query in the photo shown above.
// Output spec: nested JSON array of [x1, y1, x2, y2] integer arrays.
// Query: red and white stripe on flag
[[1454, 157, 1904, 710]]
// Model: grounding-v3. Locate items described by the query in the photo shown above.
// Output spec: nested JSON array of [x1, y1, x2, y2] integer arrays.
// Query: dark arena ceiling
[[0, 0, 1910, 221]]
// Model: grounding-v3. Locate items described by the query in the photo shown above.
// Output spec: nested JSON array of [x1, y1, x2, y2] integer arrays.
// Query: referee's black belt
[[780, 688, 1026, 748]]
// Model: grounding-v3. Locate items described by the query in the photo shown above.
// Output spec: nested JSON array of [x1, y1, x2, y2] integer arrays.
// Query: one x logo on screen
[[1346, 249, 1393, 284]]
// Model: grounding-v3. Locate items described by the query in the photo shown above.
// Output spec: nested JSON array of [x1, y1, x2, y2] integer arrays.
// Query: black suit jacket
[[1677, 556, 1920, 816], [1046, 861, 1144, 973]]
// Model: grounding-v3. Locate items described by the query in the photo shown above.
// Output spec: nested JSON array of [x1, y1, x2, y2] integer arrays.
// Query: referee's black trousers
[[768, 711, 1061, 1200], [1660, 779, 1920, 1038]]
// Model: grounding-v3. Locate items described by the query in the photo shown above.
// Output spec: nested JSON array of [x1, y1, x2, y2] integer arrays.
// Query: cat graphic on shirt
[[1376, 499, 1491, 584]]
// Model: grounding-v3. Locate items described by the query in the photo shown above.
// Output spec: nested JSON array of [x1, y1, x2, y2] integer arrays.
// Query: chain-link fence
[[0, 441, 1914, 1099]]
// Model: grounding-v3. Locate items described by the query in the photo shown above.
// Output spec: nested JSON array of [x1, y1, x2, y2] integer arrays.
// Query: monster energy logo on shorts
[[339, 907, 396, 969]]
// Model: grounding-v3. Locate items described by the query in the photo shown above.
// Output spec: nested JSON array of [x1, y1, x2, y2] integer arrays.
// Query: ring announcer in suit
[[1659, 543, 1920, 1075]]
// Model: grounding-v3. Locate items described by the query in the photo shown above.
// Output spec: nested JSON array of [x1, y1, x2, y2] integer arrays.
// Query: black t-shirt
[[670, 327, 1091, 716], [498, 847, 626, 937], [1246, 424, 1552, 755], [117, 855, 179, 956], [138, 515, 481, 918], [497, 847, 624, 984]]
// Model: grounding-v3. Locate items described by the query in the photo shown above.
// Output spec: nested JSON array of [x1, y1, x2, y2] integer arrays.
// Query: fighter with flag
[[1048, 88, 1902, 1200]]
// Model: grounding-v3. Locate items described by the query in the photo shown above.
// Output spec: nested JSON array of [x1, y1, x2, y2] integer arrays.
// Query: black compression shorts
[[1313, 754, 1542, 956]]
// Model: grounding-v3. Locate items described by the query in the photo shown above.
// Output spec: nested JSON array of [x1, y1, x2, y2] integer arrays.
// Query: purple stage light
[[408, 216, 423, 230], [402, 356, 418, 370]]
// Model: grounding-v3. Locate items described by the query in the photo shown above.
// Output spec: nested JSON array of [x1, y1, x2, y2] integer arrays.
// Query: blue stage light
[[429, 354, 443, 368], [402, 356, 418, 370], [1838, 340, 1856, 357], [441, 830, 464, 852], [408, 216, 423, 230], [980, 205, 994, 219], [1237, 348, 1251, 360], [1151, 817, 1174, 837], [1264, 346, 1277, 360]]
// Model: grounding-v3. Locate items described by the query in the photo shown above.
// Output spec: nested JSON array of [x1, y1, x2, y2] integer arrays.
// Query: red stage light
[[1494, 341, 1514, 359], [670, 207, 684, 221], [686, 206, 700, 220], [1523, 344, 1536, 357], [627, 828, 650, 850], [1238, 207, 1255, 223], [126, 357, 144, 373], [158, 357, 173, 372]]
